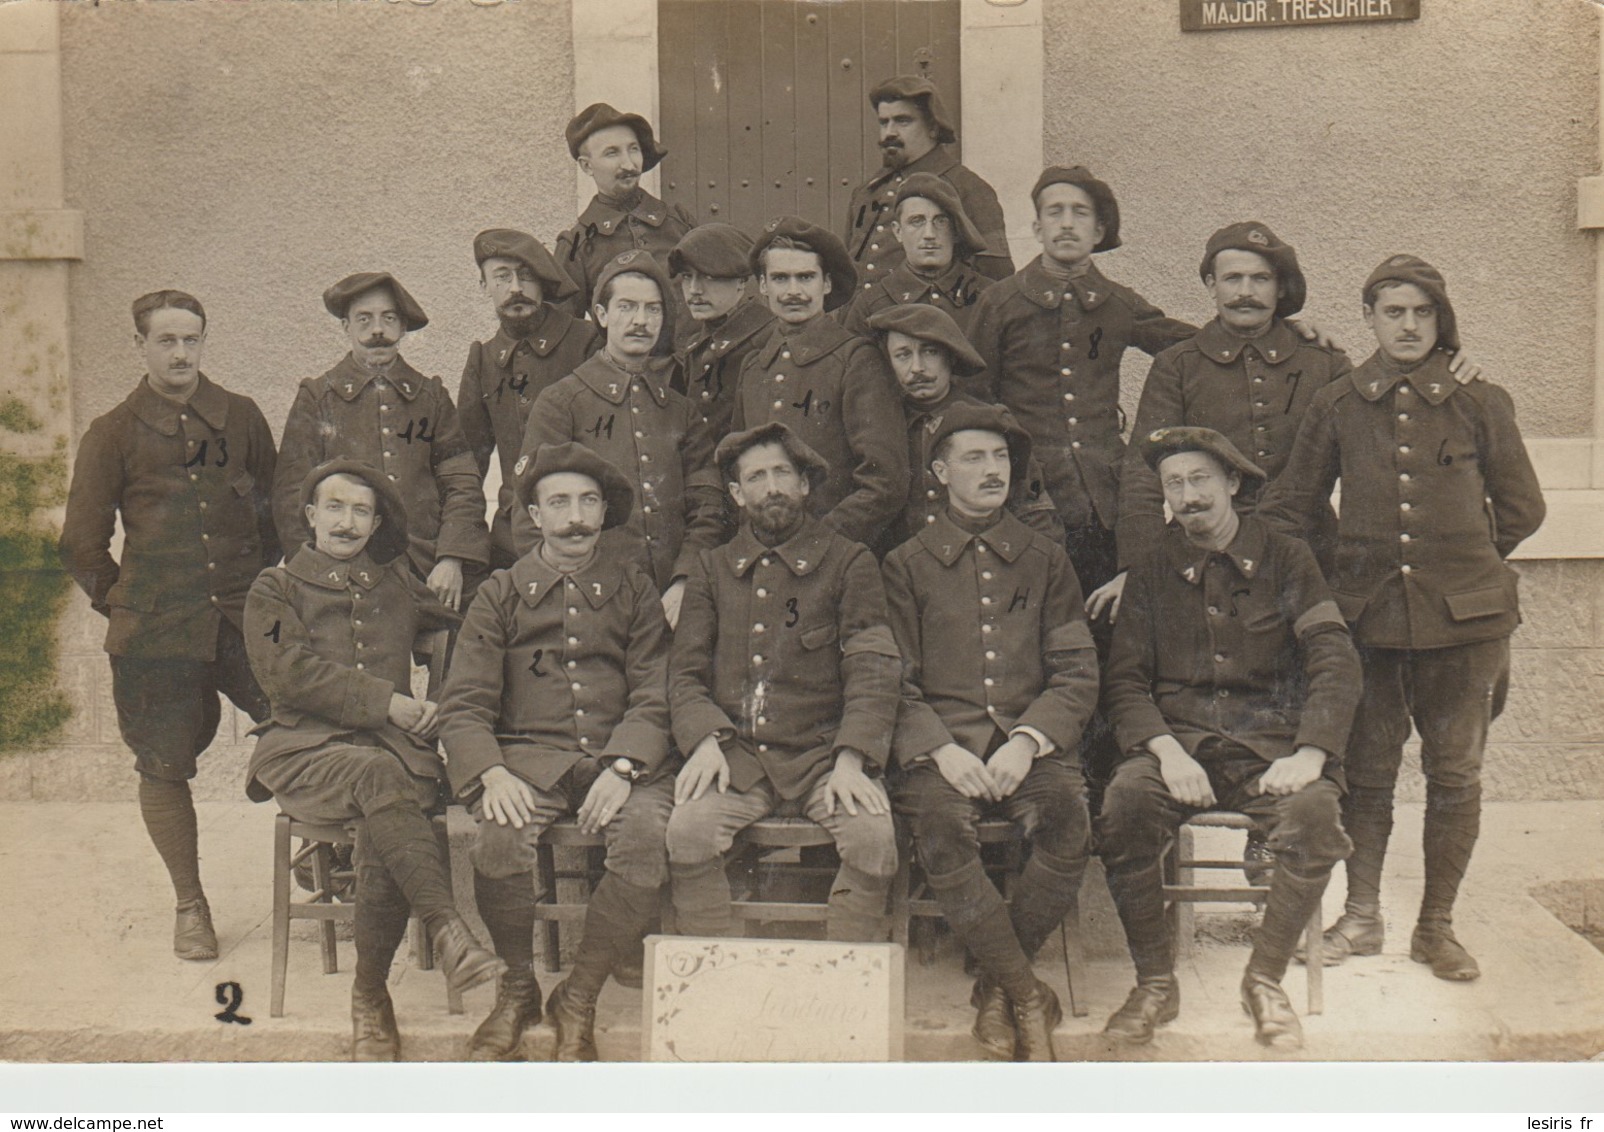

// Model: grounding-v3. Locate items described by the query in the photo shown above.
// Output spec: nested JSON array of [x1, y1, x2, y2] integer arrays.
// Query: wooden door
[[658, 0, 962, 239]]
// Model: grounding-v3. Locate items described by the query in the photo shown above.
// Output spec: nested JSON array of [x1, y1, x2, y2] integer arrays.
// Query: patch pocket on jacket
[[230, 470, 256, 496], [799, 624, 839, 650], [105, 581, 159, 611], [1444, 584, 1512, 622]]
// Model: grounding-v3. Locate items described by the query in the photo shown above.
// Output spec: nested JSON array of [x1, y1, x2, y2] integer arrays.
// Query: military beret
[[715, 421, 830, 495], [511, 442, 635, 530], [869, 75, 958, 145], [749, 216, 858, 312], [1139, 426, 1266, 492], [1362, 253, 1460, 353], [892, 173, 988, 260], [866, 303, 986, 377], [1199, 221, 1306, 320], [566, 103, 666, 172], [473, 228, 579, 302], [298, 458, 410, 564], [1029, 166, 1122, 252], [590, 250, 677, 351], [926, 401, 1034, 490], [668, 223, 755, 279], [322, 272, 428, 330]]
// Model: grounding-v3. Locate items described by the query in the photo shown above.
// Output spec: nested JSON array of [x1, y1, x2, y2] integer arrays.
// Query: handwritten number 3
[[785, 598, 800, 627]]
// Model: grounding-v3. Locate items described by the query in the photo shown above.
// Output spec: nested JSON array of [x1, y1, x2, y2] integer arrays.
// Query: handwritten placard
[[642, 936, 905, 1062], [1180, 0, 1420, 32]]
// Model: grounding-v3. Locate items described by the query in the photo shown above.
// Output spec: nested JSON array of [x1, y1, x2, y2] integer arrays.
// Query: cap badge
[[1248, 229, 1269, 246], [514, 455, 529, 475]]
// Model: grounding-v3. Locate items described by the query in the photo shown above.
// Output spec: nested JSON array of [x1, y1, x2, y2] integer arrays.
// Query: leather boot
[[545, 977, 599, 1062], [173, 897, 218, 961], [1411, 921, 1480, 981], [1240, 970, 1303, 1050], [969, 976, 1014, 1061], [467, 969, 542, 1061], [351, 984, 400, 1062], [1299, 907, 1384, 966], [1011, 980, 1062, 1062], [1101, 974, 1181, 1045], [432, 915, 507, 995]]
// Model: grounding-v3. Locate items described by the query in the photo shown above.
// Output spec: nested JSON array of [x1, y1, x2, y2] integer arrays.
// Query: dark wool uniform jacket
[[59, 374, 280, 660], [458, 311, 600, 553], [1258, 352, 1545, 650], [673, 297, 776, 443], [273, 355, 490, 579], [1119, 318, 1351, 571], [514, 353, 723, 590], [438, 550, 670, 797], [670, 518, 902, 801], [1105, 518, 1361, 778], [243, 545, 459, 801], [839, 258, 995, 340], [731, 317, 910, 550], [844, 146, 1014, 285], [554, 190, 697, 317], [882, 510, 1098, 767], [897, 387, 1064, 548], [966, 257, 1195, 531]]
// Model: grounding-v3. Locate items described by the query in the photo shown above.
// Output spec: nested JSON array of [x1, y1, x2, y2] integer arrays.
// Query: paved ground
[[1, 800, 1600, 1063]]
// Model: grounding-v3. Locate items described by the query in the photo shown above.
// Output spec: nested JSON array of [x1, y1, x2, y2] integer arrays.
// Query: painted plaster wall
[[1041, 0, 1599, 439]]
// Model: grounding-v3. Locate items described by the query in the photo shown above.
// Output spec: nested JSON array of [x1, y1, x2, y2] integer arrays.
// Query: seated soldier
[[1098, 428, 1359, 1051], [667, 423, 902, 943], [882, 403, 1099, 1062], [244, 459, 504, 1061], [439, 443, 674, 1063]]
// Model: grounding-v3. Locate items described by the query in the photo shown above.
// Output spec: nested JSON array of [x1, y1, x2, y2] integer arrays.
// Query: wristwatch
[[610, 757, 643, 782]]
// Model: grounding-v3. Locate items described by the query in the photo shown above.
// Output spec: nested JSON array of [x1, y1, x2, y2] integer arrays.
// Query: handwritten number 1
[[264, 620, 282, 644]]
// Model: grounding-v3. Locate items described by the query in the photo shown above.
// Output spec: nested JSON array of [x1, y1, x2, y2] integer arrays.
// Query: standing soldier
[[844, 75, 1013, 288], [440, 444, 674, 1063], [457, 229, 598, 570], [667, 423, 902, 944], [1261, 256, 1545, 982], [556, 103, 696, 321], [60, 290, 279, 961], [733, 217, 908, 554], [883, 403, 1099, 1062], [516, 251, 722, 629], [841, 173, 995, 339], [272, 272, 489, 612], [669, 223, 775, 445]]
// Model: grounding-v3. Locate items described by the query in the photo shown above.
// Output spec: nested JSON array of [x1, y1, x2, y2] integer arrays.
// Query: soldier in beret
[[458, 229, 599, 570], [516, 251, 722, 629], [866, 303, 1060, 547], [845, 75, 1013, 287], [245, 460, 504, 1061], [883, 402, 1099, 1061], [272, 272, 489, 613], [1261, 256, 1544, 983], [440, 443, 674, 1062], [841, 172, 996, 339], [667, 423, 903, 944], [732, 217, 909, 554], [1100, 428, 1359, 1051], [556, 102, 697, 323], [669, 222, 775, 444], [59, 290, 279, 961]]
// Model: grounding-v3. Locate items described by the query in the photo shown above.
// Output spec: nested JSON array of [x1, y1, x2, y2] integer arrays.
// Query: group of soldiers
[[59, 74, 1547, 1063]]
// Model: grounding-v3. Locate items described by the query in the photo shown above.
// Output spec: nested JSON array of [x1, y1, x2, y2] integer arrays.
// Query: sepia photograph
[[1, 0, 1602, 1097]]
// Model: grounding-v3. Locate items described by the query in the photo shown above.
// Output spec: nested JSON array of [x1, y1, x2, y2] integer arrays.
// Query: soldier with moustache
[[457, 229, 598, 570], [669, 222, 775, 445]]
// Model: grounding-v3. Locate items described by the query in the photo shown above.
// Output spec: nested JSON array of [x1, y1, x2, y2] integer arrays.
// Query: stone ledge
[[0, 209, 83, 261]]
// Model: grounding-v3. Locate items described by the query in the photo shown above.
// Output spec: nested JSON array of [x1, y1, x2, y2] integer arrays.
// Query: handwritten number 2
[[528, 649, 546, 677], [215, 981, 251, 1025]]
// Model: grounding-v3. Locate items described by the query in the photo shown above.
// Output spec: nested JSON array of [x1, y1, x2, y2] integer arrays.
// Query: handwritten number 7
[[1284, 371, 1303, 414]]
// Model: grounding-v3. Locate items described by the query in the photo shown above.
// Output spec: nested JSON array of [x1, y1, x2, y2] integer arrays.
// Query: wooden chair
[[267, 629, 462, 1018], [1162, 811, 1324, 1014], [532, 821, 609, 972]]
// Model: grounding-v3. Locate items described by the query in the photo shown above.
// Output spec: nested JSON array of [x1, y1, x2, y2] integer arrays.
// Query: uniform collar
[[916, 508, 1030, 566], [754, 315, 855, 367], [1351, 350, 1459, 406], [577, 189, 673, 234], [726, 517, 831, 578], [903, 386, 973, 429], [1017, 256, 1112, 311], [682, 298, 774, 360], [880, 258, 981, 305], [1166, 516, 1267, 585], [286, 544, 385, 590], [866, 144, 960, 192], [574, 351, 675, 407], [510, 546, 623, 609], [1193, 318, 1300, 366], [327, 353, 425, 402], [128, 373, 230, 436], [486, 306, 579, 365]]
